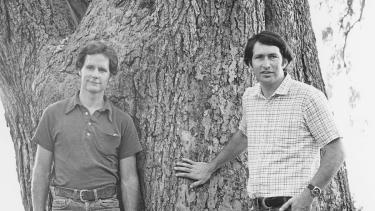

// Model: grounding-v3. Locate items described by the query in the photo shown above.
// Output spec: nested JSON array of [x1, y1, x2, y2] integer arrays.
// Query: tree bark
[[0, 0, 84, 209], [0, 0, 354, 210]]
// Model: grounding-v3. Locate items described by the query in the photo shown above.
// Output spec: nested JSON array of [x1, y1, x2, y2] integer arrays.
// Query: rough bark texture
[[0, 0, 354, 210], [0, 0, 82, 209]]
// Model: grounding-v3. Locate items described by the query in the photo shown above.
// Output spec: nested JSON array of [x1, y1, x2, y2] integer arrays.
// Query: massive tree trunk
[[0, 0, 353, 210], [0, 0, 83, 209]]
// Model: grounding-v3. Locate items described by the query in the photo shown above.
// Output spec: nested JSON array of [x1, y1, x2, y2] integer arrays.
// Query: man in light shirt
[[175, 31, 344, 211]]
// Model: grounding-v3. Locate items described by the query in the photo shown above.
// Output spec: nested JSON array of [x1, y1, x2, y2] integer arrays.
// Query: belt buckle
[[79, 189, 89, 202], [261, 197, 272, 209]]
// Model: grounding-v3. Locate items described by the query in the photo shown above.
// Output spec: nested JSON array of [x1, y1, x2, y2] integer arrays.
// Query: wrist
[[207, 161, 217, 174], [303, 187, 314, 199], [307, 183, 322, 198]]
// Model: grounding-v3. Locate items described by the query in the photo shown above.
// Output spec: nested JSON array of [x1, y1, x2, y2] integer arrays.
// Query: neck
[[79, 89, 104, 110], [260, 84, 277, 99], [260, 76, 285, 99]]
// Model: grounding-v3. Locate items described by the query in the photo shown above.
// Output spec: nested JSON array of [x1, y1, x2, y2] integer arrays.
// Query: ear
[[281, 58, 289, 69], [247, 60, 253, 68], [77, 66, 82, 75]]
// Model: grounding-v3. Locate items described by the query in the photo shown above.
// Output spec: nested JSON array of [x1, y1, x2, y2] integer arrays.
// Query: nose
[[89, 68, 100, 78], [261, 58, 271, 68]]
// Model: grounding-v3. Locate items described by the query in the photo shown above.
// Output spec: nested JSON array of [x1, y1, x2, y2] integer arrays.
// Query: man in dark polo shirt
[[31, 41, 142, 211]]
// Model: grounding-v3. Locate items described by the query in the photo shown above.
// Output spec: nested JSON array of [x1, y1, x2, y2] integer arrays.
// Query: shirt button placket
[[265, 99, 271, 141], [84, 110, 91, 137], [87, 120, 92, 137], [267, 100, 270, 122]]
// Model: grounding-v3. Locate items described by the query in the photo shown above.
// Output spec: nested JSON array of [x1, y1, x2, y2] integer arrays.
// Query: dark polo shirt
[[32, 92, 142, 189]]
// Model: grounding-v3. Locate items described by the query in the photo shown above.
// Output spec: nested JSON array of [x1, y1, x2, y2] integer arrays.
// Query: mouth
[[261, 71, 273, 74], [88, 81, 101, 85]]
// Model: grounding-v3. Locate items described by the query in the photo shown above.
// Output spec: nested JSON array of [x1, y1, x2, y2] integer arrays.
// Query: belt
[[253, 196, 291, 209], [52, 185, 117, 202]]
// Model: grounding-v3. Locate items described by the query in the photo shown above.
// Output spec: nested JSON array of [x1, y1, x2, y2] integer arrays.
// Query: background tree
[[309, 0, 366, 209], [0, 0, 355, 210]]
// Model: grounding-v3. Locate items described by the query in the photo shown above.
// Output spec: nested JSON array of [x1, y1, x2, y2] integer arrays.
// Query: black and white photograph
[[0, 0, 372, 210]]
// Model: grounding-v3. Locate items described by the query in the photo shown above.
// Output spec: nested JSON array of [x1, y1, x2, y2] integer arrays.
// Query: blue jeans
[[50, 187, 120, 211]]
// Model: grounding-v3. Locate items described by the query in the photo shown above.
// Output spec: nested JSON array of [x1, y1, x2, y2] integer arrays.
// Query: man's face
[[80, 54, 111, 94], [251, 41, 287, 87]]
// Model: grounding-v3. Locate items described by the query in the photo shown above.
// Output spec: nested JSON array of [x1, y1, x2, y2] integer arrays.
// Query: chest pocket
[[94, 125, 121, 156]]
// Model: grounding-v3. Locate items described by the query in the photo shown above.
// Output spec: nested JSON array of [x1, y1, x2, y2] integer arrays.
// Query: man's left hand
[[279, 188, 314, 211]]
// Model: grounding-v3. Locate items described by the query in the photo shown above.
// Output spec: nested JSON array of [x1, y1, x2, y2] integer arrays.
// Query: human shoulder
[[36, 97, 72, 131], [242, 84, 259, 100], [290, 80, 325, 99], [289, 80, 328, 112], [42, 97, 71, 116], [110, 104, 135, 125]]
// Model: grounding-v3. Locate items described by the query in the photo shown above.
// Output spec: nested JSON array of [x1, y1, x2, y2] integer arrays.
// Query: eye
[[98, 68, 108, 73], [86, 65, 95, 70], [269, 54, 278, 59]]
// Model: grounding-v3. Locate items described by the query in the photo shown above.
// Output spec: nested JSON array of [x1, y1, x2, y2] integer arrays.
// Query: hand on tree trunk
[[174, 158, 215, 188]]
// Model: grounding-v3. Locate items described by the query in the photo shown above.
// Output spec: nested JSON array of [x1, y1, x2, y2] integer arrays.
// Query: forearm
[[121, 176, 140, 211], [279, 138, 345, 211], [310, 138, 345, 188], [31, 170, 50, 211], [209, 130, 247, 172]]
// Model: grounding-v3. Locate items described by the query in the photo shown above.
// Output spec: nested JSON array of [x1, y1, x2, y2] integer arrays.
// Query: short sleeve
[[238, 90, 248, 136], [238, 112, 247, 136], [119, 115, 142, 159], [31, 107, 54, 152], [304, 90, 341, 148]]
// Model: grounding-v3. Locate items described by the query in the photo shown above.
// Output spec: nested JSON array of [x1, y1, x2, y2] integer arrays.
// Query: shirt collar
[[252, 73, 292, 98], [64, 92, 81, 114], [98, 95, 113, 122], [273, 73, 292, 96], [64, 91, 113, 122]]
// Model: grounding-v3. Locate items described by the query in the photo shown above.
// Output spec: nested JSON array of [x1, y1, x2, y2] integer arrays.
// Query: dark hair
[[243, 31, 293, 67], [76, 41, 118, 75]]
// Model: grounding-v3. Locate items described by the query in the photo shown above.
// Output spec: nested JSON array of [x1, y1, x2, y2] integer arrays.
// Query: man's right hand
[[174, 158, 215, 188]]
